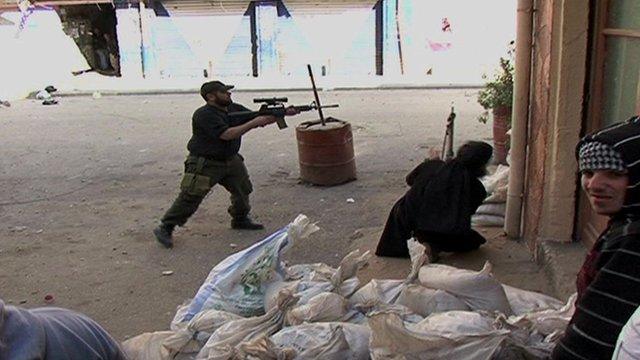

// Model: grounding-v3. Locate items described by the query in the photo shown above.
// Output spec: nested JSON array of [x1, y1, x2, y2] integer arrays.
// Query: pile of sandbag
[[123, 215, 575, 360], [473, 165, 509, 227]]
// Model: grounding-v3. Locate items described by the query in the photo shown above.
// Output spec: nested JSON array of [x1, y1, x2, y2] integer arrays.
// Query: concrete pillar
[[537, 0, 589, 243], [255, 1, 278, 77], [116, 6, 143, 79]]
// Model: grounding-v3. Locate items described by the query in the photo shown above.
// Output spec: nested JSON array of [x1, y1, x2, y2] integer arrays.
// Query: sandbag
[[122, 331, 177, 360], [508, 293, 576, 337], [264, 249, 369, 311], [471, 214, 505, 227], [418, 261, 513, 315], [350, 239, 428, 306], [286, 292, 357, 326], [395, 285, 470, 317], [475, 203, 506, 217], [163, 309, 243, 354], [369, 311, 509, 359], [285, 263, 336, 282], [353, 301, 424, 325], [182, 215, 318, 321], [270, 323, 371, 360], [482, 165, 509, 196], [349, 278, 406, 306], [503, 285, 564, 316], [196, 290, 299, 360]]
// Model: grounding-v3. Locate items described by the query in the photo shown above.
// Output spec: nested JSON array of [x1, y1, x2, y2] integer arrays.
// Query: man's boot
[[153, 223, 174, 248], [231, 216, 264, 230]]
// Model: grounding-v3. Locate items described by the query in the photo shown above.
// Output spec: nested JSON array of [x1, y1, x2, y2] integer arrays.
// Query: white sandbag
[[475, 203, 506, 217], [508, 293, 576, 336], [482, 165, 509, 195], [395, 285, 470, 317], [286, 292, 357, 326], [264, 249, 369, 311], [163, 309, 243, 354], [122, 331, 175, 360], [170, 300, 192, 331], [196, 290, 299, 360], [369, 311, 510, 359], [353, 301, 424, 325], [181, 215, 318, 321], [418, 261, 513, 315], [349, 278, 406, 306], [471, 214, 505, 227], [285, 262, 336, 282], [270, 323, 371, 360], [234, 336, 296, 360], [350, 239, 428, 306], [502, 285, 564, 316]]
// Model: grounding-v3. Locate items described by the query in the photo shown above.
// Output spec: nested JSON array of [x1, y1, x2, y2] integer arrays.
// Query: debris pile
[[123, 215, 574, 359]]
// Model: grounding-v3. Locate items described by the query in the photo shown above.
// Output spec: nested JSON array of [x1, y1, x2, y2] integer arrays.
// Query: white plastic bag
[[182, 215, 318, 321], [196, 290, 299, 360], [418, 261, 513, 315]]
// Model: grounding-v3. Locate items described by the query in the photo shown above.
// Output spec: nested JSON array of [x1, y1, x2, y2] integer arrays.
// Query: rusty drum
[[295, 118, 357, 186]]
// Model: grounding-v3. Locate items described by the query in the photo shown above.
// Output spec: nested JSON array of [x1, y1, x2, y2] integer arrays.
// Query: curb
[[536, 240, 586, 301]]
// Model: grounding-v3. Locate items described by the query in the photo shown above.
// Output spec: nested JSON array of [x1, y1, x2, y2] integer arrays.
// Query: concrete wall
[[523, 0, 589, 249], [0, 9, 88, 99]]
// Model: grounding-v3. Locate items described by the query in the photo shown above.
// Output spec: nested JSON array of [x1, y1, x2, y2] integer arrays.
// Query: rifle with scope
[[228, 97, 339, 129]]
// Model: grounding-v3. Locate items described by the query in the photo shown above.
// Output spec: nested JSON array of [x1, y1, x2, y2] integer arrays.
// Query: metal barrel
[[295, 118, 357, 186]]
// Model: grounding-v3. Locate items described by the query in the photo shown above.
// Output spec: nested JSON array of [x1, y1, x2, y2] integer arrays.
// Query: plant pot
[[492, 106, 511, 165]]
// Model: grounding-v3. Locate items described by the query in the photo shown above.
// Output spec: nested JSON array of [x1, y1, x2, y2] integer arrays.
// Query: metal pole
[[307, 64, 326, 126], [504, 0, 534, 239]]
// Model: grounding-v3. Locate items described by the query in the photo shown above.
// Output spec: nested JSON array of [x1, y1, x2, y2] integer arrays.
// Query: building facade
[[0, 0, 516, 98], [513, 0, 640, 252]]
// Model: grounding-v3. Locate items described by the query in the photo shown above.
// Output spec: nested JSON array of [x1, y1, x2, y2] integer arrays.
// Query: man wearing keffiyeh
[[552, 116, 640, 359]]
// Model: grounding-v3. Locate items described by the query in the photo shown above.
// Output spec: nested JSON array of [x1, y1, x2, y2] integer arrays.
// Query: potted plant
[[477, 42, 514, 165]]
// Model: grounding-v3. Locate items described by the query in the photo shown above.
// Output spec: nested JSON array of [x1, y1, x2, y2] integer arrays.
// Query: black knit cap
[[577, 116, 640, 213], [200, 81, 234, 100]]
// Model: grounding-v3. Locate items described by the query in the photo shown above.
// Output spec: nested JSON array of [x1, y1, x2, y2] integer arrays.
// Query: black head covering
[[406, 141, 492, 235], [576, 116, 640, 214], [456, 141, 494, 177]]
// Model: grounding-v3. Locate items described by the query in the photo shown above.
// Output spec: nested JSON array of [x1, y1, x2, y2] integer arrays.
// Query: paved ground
[[0, 89, 557, 340]]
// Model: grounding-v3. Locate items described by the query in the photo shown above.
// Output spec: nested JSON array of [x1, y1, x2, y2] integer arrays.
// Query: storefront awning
[[160, 0, 377, 16]]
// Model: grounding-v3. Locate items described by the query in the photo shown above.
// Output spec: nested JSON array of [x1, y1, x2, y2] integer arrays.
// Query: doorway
[[57, 3, 121, 77]]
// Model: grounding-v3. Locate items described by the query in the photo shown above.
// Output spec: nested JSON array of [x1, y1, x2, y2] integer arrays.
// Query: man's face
[[209, 90, 232, 107], [581, 169, 629, 216]]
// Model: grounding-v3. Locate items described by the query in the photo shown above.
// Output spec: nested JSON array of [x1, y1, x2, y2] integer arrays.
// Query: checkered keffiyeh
[[576, 116, 640, 212], [578, 141, 626, 173]]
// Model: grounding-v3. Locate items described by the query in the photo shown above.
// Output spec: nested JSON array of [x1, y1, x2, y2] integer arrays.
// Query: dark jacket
[[0, 301, 126, 360]]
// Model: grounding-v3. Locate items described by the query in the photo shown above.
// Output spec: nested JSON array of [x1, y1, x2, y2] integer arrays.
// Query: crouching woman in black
[[375, 141, 493, 260]]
